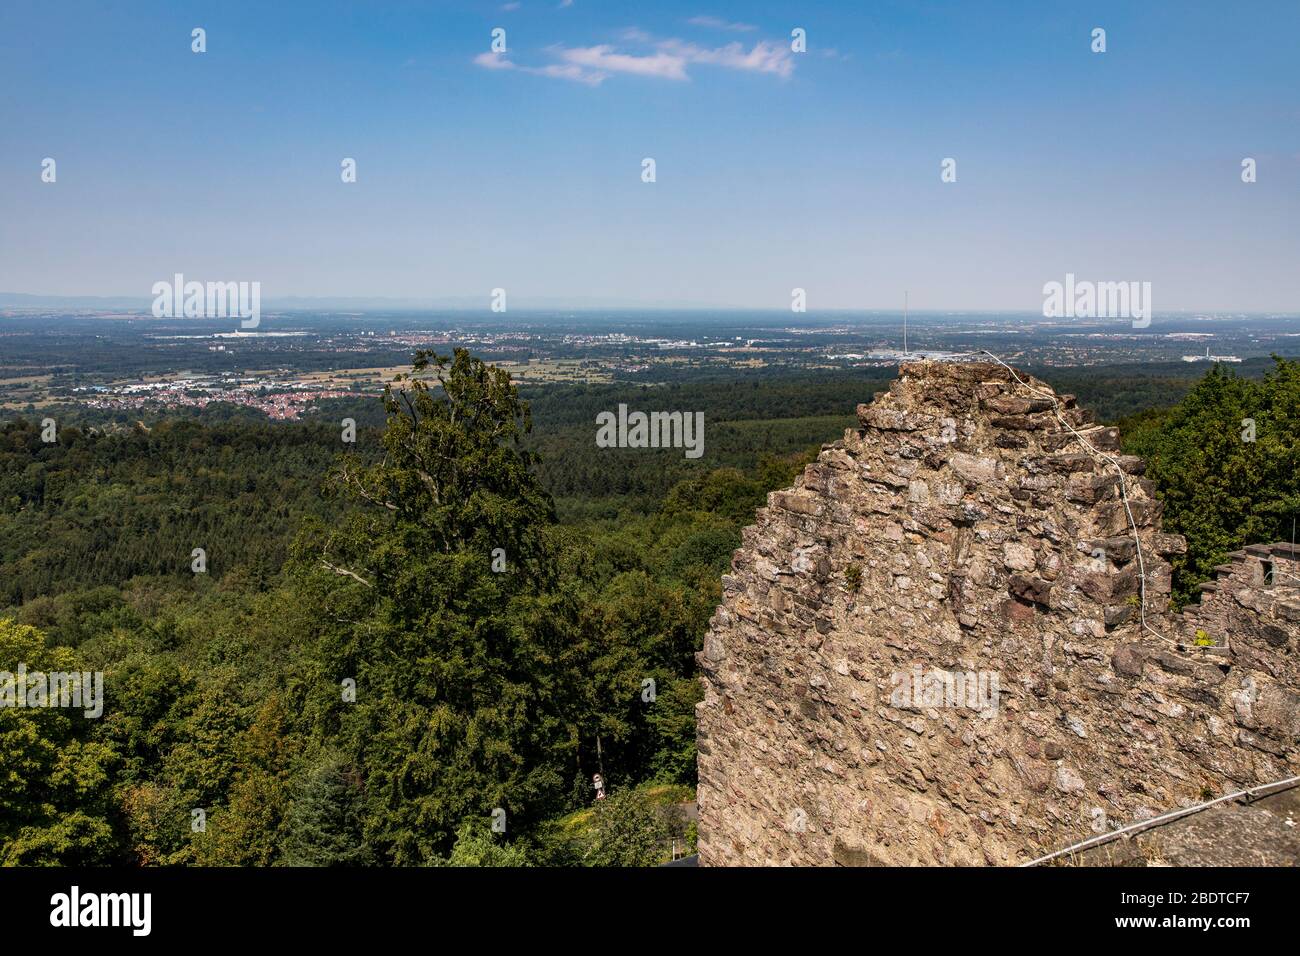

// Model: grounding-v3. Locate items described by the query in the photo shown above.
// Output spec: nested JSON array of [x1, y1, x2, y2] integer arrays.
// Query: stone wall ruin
[[695, 360, 1300, 866]]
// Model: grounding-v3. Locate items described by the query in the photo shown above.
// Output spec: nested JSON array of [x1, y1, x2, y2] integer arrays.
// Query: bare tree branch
[[320, 559, 372, 588], [339, 462, 399, 511]]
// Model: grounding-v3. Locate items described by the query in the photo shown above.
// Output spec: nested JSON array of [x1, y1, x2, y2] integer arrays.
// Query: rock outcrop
[[695, 360, 1300, 866]]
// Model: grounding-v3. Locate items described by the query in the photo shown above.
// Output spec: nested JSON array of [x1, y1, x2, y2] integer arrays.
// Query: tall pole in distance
[[903, 290, 909, 356]]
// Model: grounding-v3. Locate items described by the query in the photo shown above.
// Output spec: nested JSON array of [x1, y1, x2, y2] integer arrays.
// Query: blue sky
[[1, 0, 1297, 311]]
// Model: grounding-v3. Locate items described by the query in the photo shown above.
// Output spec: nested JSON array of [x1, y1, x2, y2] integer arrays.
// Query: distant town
[[74, 378, 363, 420], [1, 309, 1291, 419]]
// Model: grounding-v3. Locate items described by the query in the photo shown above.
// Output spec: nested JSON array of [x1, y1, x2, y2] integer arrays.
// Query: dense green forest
[[2, 355, 1297, 865], [0, 350, 815, 865], [1119, 358, 1300, 605]]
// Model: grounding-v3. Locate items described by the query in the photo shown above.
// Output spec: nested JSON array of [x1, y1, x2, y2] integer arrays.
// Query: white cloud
[[474, 51, 515, 70], [557, 44, 689, 80], [687, 15, 757, 33], [474, 51, 606, 85], [660, 39, 794, 78], [532, 62, 604, 85], [476, 33, 794, 86]]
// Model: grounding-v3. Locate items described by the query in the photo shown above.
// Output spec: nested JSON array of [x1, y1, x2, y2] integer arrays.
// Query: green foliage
[[0, 418, 348, 607], [579, 788, 670, 867], [0, 619, 120, 865], [298, 350, 575, 862], [644, 676, 702, 784], [435, 818, 532, 867], [282, 752, 372, 867], [1123, 358, 1300, 604]]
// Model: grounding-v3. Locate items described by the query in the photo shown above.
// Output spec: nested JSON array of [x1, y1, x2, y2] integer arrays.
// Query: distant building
[[1182, 346, 1242, 363]]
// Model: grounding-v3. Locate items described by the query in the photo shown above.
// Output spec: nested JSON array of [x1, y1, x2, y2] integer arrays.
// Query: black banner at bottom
[[0, 865, 1280, 942]]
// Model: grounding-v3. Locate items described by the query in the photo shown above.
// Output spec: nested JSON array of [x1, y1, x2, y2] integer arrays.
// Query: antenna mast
[[903, 291, 909, 356]]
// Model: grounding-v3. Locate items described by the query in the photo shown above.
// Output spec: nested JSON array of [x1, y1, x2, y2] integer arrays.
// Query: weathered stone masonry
[[696, 360, 1300, 866]]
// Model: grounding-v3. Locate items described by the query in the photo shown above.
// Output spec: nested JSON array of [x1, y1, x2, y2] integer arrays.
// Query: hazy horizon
[[2, 291, 1299, 319]]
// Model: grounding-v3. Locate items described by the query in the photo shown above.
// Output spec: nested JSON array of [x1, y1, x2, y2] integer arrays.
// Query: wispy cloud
[[473, 51, 606, 86], [660, 39, 793, 78], [557, 44, 689, 80], [688, 15, 757, 33], [532, 61, 600, 84], [475, 31, 795, 85], [474, 52, 514, 71]]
